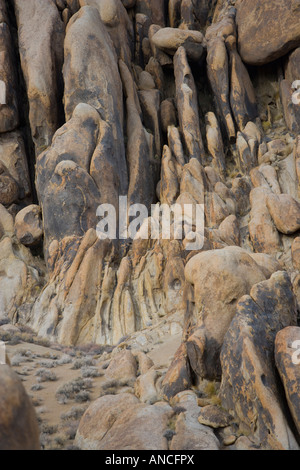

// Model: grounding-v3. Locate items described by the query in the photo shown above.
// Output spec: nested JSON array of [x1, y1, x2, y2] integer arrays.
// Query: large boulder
[[151, 27, 206, 62], [267, 193, 300, 235], [0, 132, 31, 203], [0, 2, 19, 133], [169, 391, 220, 450], [79, 0, 134, 66], [0, 365, 40, 450], [63, 5, 127, 194], [184, 246, 268, 379], [0, 234, 44, 322], [13, 0, 65, 153], [236, 0, 300, 65], [275, 327, 300, 436], [75, 393, 174, 450], [35, 102, 125, 258], [248, 187, 282, 254], [174, 47, 205, 163], [220, 272, 299, 450]]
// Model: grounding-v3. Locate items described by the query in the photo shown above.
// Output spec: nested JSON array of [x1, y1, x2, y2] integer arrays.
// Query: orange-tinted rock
[[249, 188, 282, 254], [76, 393, 173, 450], [220, 272, 298, 450], [174, 47, 205, 163], [275, 327, 300, 436], [184, 246, 267, 379], [267, 193, 300, 235], [14, 0, 65, 152], [236, 0, 300, 65]]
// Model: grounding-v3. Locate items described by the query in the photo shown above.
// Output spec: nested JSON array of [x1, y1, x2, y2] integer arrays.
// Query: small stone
[[15, 205, 43, 247], [198, 405, 234, 429], [223, 434, 237, 446]]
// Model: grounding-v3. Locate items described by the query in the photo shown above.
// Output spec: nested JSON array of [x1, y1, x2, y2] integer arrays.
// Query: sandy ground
[[6, 332, 182, 450]]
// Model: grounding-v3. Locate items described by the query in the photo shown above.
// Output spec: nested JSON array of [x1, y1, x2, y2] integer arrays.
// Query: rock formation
[[0, 0, 300, 451]]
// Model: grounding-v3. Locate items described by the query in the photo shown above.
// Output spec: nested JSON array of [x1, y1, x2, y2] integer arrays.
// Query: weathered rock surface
[[0, 2, 19, 133], [275, 327, 300, 436], [63, 5, 127, 193], [174, 46, 205, 163], [169, 391, 220, 450], [0, 365, 40, 450], [267, 193, 300, 235], [198, 405, 233, 429], [105, 349, 137, 383], [0, 221, 45, 322], [0, 132, 31, 203], [76, 393, 174, 450], [151, 27, 206, 62], [220, 272, 299, 450], [0, 0, 300, 452], [183, 246, 267, 379], [15, 205, 43, 246], [249, 187, 282, 254], [79, 0, 134, 66], [13, 0, 65, 153], [236, 0, 300, 65]]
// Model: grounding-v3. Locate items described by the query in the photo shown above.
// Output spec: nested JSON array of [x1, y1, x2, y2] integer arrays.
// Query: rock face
[[1, 0, 300, 451], [75, 394, 174, 450], [0, 365, 40, 450], [13, 0, 65, 153], [63, 5, 128, 195], [0, 4, 19, 133], [236, 0, 300, 65], [169, 391, 220, 450], [184, 246, 267, 380], [151, 27, 206, 62], [220, 272, 298, 450], [275, 327, 300, 437], [0, 209, 45, 322]]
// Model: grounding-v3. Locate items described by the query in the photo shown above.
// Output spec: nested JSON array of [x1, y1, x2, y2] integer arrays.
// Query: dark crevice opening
[[5, 0, 38, 204]]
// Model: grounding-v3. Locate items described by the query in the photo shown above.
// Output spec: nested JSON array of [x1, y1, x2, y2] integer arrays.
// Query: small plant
[[75, 343, 113, 356], [41, 423, 58, 435], [75, 390, 90, 403], [61, 406, 87, 422], [37, 359, 57, 369], [17, 324, 35, 335], [31, 383, 44, 391], [63, 422, 79, 441], [57, 354, 73, 365], [204, 381, 217, 398], [53, 435, 66, 448], [7, 335, 22, 346], [11, 354, 25, 366], [34, 337, 51, 348], [72, 357, 95, 370], [35, 368, 58, 383], [56, 378, 92, 404], [210, 395, 222, 406], [81, 366, 103, 378], [18, 332, 35, 343]]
